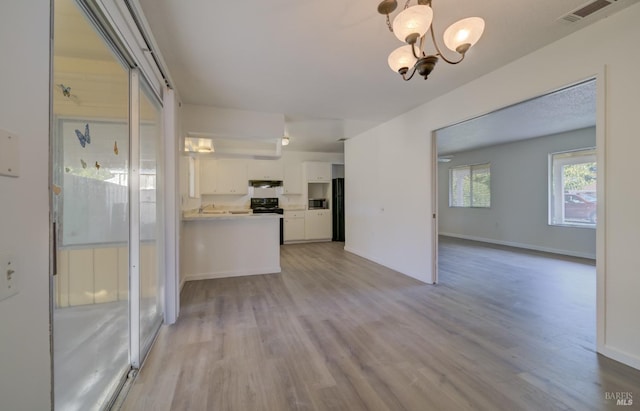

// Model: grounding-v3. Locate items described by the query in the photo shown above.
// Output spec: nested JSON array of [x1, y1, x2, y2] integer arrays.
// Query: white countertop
[[283, 206, 306, 211], [182, 212, 282, 221]]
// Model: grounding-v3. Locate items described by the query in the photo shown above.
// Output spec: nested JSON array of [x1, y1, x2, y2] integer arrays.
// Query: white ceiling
[[138, 0, 635, 153], [436, 79, 596, 155]]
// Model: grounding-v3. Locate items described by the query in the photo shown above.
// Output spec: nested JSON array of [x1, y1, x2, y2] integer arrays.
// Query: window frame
[[548, 147, 597, 228], [448, 162, 491, 208]]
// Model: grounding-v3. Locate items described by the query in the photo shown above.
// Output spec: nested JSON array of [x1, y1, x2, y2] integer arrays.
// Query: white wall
[[345, 119, 432, 283], [346, 3, 640, 369], [182, 104, 284, 139], [0, 1, 52, 410], [438, 128, 596, 259]]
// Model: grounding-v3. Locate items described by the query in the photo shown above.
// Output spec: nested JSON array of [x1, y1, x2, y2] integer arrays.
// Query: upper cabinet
[[218, 159, 248, 194], [304, 161, 331, 182], [199, 157, 218, 195], [283, 162, 302, 195], [200, 158, 248, 195], [248, 160, 284, 181]]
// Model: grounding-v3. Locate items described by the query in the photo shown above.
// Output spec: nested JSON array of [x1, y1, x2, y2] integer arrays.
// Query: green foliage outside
[[450, 166, 490, 207], [472, 171, 491, 207], [563, 162, 596, 192]]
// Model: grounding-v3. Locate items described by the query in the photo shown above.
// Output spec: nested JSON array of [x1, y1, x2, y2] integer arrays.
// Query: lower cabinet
[[284, 211, 305, 242], [305, 210, 332, 240]]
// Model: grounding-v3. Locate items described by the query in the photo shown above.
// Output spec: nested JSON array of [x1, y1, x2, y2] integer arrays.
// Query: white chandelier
[[378, 0, 485, 80]]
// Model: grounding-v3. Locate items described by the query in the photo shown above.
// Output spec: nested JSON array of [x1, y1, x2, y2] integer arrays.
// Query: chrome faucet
[[198, 203, 214, 213]]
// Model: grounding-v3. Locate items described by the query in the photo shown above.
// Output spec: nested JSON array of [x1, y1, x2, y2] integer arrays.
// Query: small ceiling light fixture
[[282, 136, 290, 146], [378, 0, 485, 81], [184, 137, 214, 153]]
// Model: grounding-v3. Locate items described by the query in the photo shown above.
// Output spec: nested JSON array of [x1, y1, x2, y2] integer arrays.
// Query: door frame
[[430, 70, 606, 352]]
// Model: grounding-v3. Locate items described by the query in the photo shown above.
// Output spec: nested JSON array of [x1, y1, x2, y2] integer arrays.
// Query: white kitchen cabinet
[[305, 209, 332, 240], [304, 161, 331, 182], [284, 211, 305, 242], [217, 159, 248, 194], [200, 159, 247, 195], [199, 157, 218, 195], [248, 160, 284, 180], [283, 162, 302, 194]]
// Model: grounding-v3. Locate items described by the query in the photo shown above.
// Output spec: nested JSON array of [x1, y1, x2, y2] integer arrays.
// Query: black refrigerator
[[332, 178, 345, 241]]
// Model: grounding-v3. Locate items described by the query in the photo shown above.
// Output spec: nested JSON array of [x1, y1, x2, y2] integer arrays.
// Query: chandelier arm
[[428, 23, 465, 65], [410, 42, 421, 59], [401, 65, 418, 81], [386, 14, 393, 32], [403, 0, 411, 10]]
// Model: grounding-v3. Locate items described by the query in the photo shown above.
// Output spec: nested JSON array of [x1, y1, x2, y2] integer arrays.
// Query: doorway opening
[[432, 78, 600, 349]]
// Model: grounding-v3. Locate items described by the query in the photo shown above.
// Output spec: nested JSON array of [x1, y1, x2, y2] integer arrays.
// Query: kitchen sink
[[202, 209, 227, 214]]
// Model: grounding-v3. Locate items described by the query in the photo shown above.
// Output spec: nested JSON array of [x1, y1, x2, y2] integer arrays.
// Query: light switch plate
[[0, 254, 19, 301], [0, 129, 20, 178]]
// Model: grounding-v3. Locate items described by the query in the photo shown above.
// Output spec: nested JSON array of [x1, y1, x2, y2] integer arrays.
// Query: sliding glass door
[[52, 0, 165, 408], [137, 75, 165, 363], [52, 0, 131, 409]]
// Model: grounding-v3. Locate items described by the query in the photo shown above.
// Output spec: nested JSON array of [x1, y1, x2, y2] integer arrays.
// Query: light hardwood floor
[[120, 238, 640, 410]]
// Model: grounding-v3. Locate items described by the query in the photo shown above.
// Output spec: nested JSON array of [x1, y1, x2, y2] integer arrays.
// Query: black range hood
[[249, 180, 283, 188]]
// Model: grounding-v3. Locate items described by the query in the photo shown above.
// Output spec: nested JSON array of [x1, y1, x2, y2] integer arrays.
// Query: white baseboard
[[184, 266, 281, 282], [343, 246, 434, 284], [284, 239, 332, 244], [599, 344, 640, 371], [179, 276, 186, 292], [439, 232, 596, 260]]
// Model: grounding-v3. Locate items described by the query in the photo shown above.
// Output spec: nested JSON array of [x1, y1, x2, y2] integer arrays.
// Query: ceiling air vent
[[561, 0, 616, 22]]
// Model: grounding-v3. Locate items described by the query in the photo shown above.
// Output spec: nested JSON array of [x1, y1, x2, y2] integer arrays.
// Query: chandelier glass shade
[[392, 5, 433, 43], [387, 45, 418, 73], [443, 17, 485, 53], [378, 0, 485, 81]]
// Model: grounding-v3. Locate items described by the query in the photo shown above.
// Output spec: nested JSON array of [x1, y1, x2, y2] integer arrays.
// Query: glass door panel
[[52, 0, 130, 409], [138, 77, 164, 358]]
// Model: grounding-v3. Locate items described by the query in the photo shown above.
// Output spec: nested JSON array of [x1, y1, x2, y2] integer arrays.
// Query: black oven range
[[250, 198, 283, 244]]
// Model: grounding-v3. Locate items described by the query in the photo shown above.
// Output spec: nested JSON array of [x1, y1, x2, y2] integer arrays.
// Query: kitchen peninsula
[[181, 212, 282, 280]]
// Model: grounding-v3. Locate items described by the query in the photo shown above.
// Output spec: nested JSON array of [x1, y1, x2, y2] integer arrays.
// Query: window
[[449, 163, 491, 208], [188, 155, 199, 198], [549, 148, 596, 227]]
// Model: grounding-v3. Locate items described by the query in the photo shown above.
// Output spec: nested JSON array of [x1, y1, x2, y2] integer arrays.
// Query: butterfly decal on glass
[[95, 161, 101, 170], [57, 84, 80, 104], [59, 84, 71, 97], [114, 141, 119, 155], [80, 159, 87, 169], [75, 124, 91, 148]]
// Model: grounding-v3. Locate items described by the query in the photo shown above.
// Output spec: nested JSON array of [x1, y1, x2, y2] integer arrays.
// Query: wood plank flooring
[[120, 238, 640, 410]]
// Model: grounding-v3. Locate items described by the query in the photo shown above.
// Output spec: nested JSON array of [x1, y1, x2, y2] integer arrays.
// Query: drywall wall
[[182, 104, 284, 139], [346, 2, 640, 369], [0, 1, 52, 409], [345, 122, 432, 283], [438, 128, 596, 258]]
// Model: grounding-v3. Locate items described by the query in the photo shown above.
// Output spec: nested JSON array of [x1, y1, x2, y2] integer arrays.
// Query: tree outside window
[[549, 148, 596, 227]]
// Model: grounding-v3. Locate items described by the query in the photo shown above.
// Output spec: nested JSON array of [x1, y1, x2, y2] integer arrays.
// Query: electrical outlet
[[0, 254, 19, 301], [0, 129, 20, 178]]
